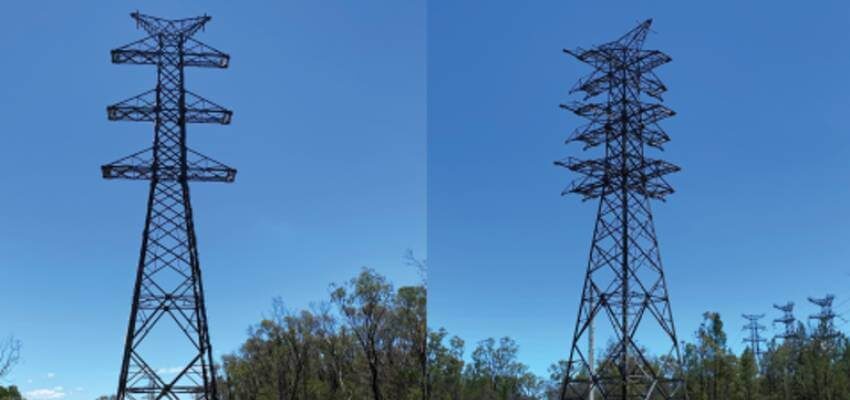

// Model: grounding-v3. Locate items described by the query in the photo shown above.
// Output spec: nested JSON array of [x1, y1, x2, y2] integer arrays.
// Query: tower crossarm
[[554, 156, 679, 200], [107, 90, 232, 125], [112, 36, 229, 68], [102, 147, 236, 183]]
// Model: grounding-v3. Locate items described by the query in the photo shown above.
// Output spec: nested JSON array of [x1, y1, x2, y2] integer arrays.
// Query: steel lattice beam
[[105, 11, 234, 400]]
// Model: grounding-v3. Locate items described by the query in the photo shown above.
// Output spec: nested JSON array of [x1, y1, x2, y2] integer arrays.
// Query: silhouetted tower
[[742, 314, 766, 366], [772, 302, 797, 341], [556, 19, 686, 400], [104, 12, 234, 400], [808, 295, 838, 341]]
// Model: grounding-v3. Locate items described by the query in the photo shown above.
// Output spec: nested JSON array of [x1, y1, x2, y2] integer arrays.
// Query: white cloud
[[25, 388, 66, 400], [46, 372, 56, 379]]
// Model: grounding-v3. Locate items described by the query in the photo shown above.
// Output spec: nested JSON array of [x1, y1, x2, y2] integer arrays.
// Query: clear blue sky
[[0, 2, 424, 399], [428, 1, 850, 377]]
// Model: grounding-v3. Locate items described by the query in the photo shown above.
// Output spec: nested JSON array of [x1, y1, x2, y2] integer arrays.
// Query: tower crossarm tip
[[808, 295, 836, 307], [569, 71, 613, 99], [185, 91, 233, 124], [111, 35, 160, 65], [565, 123, 608, 150], [106, 90, 156, 122], [633, 50, 672, 74], [563, 47, 615, 70], [638, 103, 676, 125], [184, 38, 230, 68], [561, 101, 608, 118]]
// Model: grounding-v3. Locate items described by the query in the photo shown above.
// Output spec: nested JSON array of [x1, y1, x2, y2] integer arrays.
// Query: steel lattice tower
[[742, 314, 766, 365], [104, 12, 234, 400], [773, 302, 797, 341], [808, 295, 839, 341], [556, 19, 686, 400]]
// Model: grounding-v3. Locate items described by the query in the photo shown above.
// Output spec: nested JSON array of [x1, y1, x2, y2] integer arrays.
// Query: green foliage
[[428, 333, 542, 400], [219, 268, 425, 400], [0, 386, 22, 400], [682, 311, 850, 400], [428, 310, 850, 400], [204, 261, 850, 400]]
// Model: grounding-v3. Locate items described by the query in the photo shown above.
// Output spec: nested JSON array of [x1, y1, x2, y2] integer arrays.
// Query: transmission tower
[[742, 314, 766, 366], [772, 302, 797, 341], [104, 12, 234, 400], [808, 295, 839, 341], [555, 19, 686, 400]]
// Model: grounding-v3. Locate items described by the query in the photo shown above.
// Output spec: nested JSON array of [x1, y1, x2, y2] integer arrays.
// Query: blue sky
[[0, 2, 424, 399], [428, 1, 850, 377]]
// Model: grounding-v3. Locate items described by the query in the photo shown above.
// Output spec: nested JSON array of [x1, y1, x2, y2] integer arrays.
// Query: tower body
[[773, 302, 797, 341], [556, 20, 686, 400], [742, 314, 766, 367], [104, 12, 235, 400], [808, 295, 838, 341]]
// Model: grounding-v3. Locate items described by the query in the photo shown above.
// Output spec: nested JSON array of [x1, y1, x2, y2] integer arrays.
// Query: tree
[[221, 268, 424, 400], [462, 337, 541, 400], [0, 336, 20, 380], [0, 385, 23, 400], [683, 312, 738, 400], [736, 348, 759, 400], [428, 328, 464, 400], [331, 268, 395, 400]]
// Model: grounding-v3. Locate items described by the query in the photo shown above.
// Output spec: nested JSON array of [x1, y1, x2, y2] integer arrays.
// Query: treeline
[[220, 268, 547, 400], [20, 267, 850, 400], [0, 387, 22, 400], [427, 332, 547, 399], [427, 311, 850, 400], [681, 311, 850, 400], [218, 268, 426, 400]]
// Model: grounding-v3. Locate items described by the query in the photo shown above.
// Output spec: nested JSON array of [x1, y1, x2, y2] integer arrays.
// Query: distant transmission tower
[[556, 19, 686, 400], [742, 314, 766, 366], [772, 302, 797, 341], [808, 295, 839, 341], [105, 12, 235, 399]]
